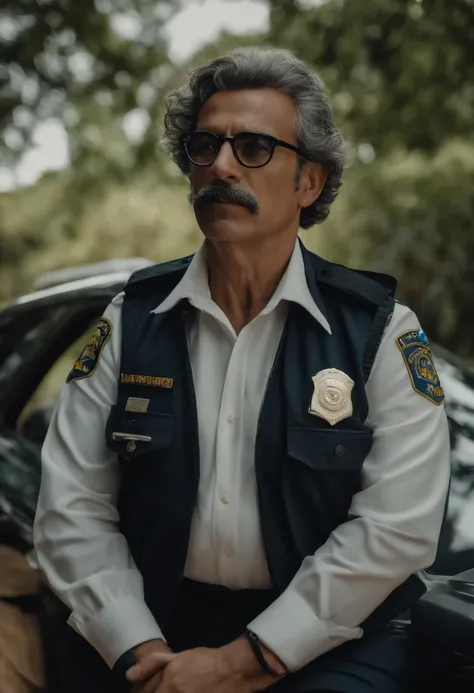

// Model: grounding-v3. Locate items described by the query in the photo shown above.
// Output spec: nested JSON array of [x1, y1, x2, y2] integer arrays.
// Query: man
[[34, 47, 450, 693]]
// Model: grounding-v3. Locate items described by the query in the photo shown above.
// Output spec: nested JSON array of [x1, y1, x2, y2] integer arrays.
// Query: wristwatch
[[112, 648, 138, 683]]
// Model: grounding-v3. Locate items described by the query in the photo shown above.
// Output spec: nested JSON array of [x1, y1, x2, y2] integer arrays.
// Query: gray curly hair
[[161, 47, 349, 228]]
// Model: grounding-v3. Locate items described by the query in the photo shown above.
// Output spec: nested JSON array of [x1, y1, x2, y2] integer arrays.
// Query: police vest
[[105, 242, 425, 636]]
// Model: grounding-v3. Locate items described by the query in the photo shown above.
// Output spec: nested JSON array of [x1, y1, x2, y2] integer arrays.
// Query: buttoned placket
[[195, 301, 285, 584], [213, 323, 247, 577]]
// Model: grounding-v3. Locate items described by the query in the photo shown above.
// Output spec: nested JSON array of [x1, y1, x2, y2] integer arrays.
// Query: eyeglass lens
[[186, 133, 274, 167]]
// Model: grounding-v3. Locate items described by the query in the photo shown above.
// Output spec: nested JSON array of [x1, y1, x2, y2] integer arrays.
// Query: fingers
[[142, 669, 165, 693], [130, 670, 165, 693], [127, 652, 175, 683]]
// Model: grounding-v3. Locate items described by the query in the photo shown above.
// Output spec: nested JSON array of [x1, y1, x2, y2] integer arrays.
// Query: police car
[[0, 259, 473, 692]]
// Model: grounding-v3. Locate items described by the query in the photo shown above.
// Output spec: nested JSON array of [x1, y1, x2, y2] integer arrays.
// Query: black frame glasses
[[180, 130, 307, 169]]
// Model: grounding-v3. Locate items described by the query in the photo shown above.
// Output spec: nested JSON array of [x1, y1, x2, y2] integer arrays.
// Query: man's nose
[[210, 141, 242, 182]]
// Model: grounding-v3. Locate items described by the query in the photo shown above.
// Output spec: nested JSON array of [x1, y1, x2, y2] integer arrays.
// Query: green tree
[[269, 0, 474, 358], [0, 0, 178, 166], [268, 0, 474, 154], [0, 0, 186, 298], [0, 10, 268, 300]]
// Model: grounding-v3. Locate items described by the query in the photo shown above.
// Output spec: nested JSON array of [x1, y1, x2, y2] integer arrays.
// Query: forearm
[[247, 513, 440, 672], [34, 486, 164, 667]]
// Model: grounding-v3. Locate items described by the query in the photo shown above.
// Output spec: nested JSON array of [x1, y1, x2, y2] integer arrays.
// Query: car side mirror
[[412, 569, 474, 657]]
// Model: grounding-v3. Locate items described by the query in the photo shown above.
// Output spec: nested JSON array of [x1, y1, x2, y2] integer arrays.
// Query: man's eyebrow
[[194, 129, 279, 138]]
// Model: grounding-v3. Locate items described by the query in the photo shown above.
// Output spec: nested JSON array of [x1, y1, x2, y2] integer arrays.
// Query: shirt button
[[221, 495, 229, 505], [334, 444, 346, 457], [227, 414, 233, 424], [225, 547, 233, 557]]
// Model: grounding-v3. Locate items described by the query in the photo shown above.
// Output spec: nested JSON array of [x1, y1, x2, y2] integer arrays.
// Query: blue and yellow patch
[[67, 317, 112, 383], [396, 329, 445, 405]]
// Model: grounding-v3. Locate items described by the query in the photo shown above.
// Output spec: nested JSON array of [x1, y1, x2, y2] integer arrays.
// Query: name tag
[[120, 373, 174, 389]]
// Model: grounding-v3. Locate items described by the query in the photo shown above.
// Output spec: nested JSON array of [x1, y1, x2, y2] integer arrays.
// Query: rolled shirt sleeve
[[33, 294, 164, 668], [248, 301, 451, 672]]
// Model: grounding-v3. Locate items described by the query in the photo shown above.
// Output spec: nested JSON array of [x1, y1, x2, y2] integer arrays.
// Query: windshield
[[0, 308, 55, 386]]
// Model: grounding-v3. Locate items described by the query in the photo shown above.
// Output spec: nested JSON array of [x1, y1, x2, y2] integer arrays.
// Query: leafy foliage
[[0, 0, 177, 165], [268, 0, 474, 154]]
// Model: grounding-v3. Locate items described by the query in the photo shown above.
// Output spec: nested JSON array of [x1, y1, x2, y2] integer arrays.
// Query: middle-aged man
[[34, 47, 451, 693]]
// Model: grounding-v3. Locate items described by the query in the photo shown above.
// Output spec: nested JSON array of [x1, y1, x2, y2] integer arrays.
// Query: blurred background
[[1, 0, 473, 359]]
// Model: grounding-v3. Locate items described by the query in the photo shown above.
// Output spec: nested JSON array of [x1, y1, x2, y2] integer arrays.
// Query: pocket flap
[[288, 427, 373, 471], [105, 405, 177, 460]]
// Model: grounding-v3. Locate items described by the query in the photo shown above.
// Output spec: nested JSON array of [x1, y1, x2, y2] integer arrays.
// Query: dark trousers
[[45, 580, 415, 693], [164, 579, 415, 693]]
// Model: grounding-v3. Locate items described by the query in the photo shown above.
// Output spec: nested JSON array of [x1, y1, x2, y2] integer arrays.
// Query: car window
[[18, 316, 100, 433], [0, 309, 55, 386]]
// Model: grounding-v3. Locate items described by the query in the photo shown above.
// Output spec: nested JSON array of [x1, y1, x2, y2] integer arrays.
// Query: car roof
[[0, 259, 155, 324], [32, 258, 154, 291], [17, 271, 134, 305]]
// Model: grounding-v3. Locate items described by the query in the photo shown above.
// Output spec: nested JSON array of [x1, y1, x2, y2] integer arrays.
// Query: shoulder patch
[[67, 317, 112, 383], [396, 329, 445, 405]]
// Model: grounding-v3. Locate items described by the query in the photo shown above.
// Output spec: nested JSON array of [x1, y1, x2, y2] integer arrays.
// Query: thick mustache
[[190, 183, 259, 214]]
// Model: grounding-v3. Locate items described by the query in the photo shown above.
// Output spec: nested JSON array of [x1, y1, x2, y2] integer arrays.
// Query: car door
[[428, 352, 474, 577], [0, 291, 117, 431]]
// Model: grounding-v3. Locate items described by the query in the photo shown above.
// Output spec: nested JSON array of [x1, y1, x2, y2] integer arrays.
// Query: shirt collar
[[151, 241, 331, 334], [150, 245, 211, 316]]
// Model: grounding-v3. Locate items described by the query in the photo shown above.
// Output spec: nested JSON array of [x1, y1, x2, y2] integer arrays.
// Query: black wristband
[[244, 629, 282, 678], [112, 648, 138, 682]]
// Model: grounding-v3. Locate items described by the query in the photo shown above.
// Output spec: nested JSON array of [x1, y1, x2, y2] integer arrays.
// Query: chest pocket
[[284, 426, 374, 542], [287, 427, 373, 471], [105, 405, 177, 461]]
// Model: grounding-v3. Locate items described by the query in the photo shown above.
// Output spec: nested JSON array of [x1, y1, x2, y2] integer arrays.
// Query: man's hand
[[128, 638, 173, 693], [126, 635, 286, 693]]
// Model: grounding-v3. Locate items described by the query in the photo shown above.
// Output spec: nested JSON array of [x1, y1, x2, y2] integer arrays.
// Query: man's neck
[[205, 235, 297, 334]]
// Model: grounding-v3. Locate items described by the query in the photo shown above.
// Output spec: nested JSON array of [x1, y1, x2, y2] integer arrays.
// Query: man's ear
[[299, 162, 327, 208]]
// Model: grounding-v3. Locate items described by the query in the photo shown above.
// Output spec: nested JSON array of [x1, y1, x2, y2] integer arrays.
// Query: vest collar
[[150, 240, 331, 335]]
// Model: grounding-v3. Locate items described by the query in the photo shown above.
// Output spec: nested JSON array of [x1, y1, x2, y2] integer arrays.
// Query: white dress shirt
[[34, 241, 451, 671]]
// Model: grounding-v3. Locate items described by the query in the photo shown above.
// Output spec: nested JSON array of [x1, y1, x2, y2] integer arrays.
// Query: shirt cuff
[[68, 597, 165, 668], [247, 587, 363, 672]]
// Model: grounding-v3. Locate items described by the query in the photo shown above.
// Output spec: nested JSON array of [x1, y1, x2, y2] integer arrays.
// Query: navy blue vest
[[105, 242, 425, 637]]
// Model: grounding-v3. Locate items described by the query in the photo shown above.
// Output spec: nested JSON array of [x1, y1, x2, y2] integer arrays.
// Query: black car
[[0, 259, 473, 691]]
